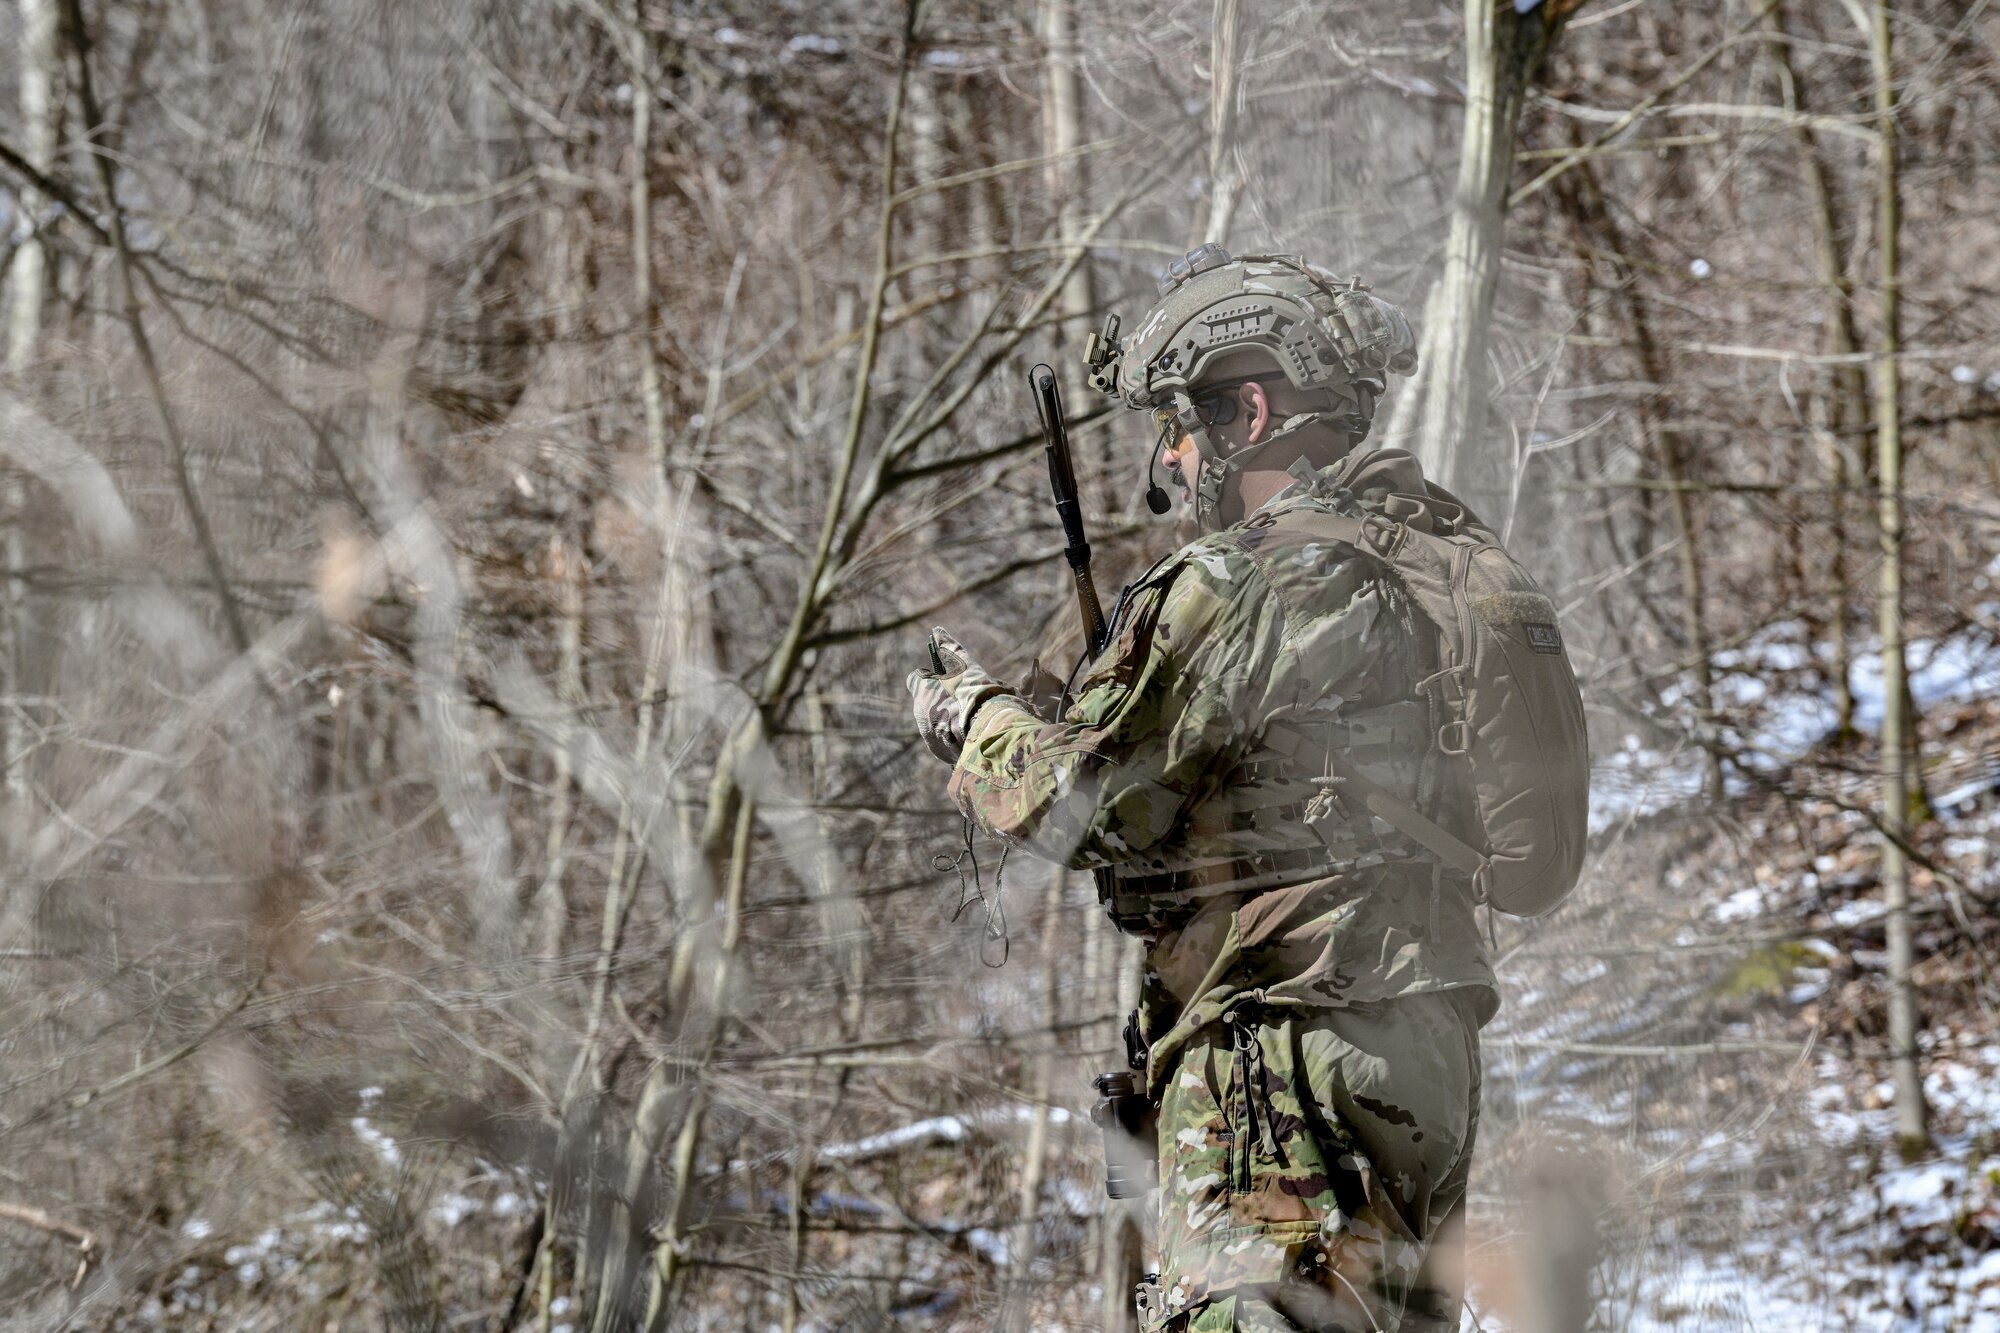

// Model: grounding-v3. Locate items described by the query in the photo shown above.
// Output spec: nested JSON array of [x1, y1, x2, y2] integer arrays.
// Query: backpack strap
[[1257, 469, 1495, 894], [1319, 754, 1488, 884], [1261, 722, 1491, 893], [1261, 502, 1407, 560]]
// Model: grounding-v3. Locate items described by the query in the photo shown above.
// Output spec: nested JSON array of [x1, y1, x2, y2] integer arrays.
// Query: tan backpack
[[1279, 459, 1590, 916]]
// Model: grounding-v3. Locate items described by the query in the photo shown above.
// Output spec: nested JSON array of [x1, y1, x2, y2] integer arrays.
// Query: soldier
[[909, 246, 1532, 1332]]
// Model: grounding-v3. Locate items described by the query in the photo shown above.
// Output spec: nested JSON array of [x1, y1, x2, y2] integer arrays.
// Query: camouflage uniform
[[950, 448, 1496, 1331]]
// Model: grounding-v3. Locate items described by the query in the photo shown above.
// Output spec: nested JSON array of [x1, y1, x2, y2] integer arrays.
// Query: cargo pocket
[[1157, 1040, 1232, 1215], [1157, 1014, 1397, 1329], [1226, 1013, 1337, 1232], [1153, 1038, 1238, 1324]]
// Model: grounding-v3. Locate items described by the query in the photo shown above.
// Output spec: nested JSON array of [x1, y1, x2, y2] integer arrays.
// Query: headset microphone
[[1143, 422, 1173, 514]]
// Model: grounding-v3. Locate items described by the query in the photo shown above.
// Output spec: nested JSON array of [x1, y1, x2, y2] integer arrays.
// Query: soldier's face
[[1155, 382, 1268, 508], [1159, 429, 1200, 507]]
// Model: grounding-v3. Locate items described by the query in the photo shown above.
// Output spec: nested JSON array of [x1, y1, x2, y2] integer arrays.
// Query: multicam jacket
[[950, 449, 1497, 1092]]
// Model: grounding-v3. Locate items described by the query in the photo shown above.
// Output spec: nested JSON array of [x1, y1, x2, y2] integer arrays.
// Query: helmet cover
[[1089, 247, 1418, 421], [1080, 246, 1419, 530]]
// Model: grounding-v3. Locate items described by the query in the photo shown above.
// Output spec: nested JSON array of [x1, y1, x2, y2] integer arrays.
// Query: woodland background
[[2, 0, 1998, 1329]]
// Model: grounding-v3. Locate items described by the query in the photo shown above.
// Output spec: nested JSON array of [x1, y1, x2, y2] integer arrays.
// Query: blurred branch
[[809, 529, 1150, 651], [1674, 341, 1981, 365], [847, 149, 1190, 551], [891, 133, 1138, 205], [887, 235, 1183, 278], [886, 403, 1113, 486], [0, 134, 110, 242], [62, 0, 253, 656], [711, 285, 971, 432], [1488, 1036, 1804, 1057], [0, 1200, 98, 1287], [365, 165, 539, 212], [53, 977, 259, 1118], [1661, 101, 1879, 144], [1515, 133, 1722, 159], [1510, 0, 1782, 210], [125, 269, 378, 529]]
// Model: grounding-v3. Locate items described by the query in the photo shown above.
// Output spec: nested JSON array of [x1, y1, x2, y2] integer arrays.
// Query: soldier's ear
[[1242, 381, 1273, 444]]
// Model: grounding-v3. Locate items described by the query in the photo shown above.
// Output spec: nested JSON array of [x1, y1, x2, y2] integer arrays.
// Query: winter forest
[[1, 0, 1998, 1329]]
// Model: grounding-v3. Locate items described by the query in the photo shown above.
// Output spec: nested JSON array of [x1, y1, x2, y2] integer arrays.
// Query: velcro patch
[[1470, 589, 1557, 627], [1523, 622, 1564, 656]]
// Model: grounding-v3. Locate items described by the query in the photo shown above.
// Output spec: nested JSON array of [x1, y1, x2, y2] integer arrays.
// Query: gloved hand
[[907, 628, 1017, 765]]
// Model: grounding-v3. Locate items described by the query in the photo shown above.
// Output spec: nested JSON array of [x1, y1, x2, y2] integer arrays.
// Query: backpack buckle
[[1357, 511, 1402, 558], [1417, 666, 1472, 756], [1471, 860, 1495, 906], [1134, 1275, 1166, 1327]]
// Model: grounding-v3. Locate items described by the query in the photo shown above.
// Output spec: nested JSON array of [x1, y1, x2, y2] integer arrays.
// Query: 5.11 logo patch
[[1524, 622, 1564, 656]]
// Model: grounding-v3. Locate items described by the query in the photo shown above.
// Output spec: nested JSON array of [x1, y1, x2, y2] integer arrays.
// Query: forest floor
[[1471, 613, 2000, 1331]]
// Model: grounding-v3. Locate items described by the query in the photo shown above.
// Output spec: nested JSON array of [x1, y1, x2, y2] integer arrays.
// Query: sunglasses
[[1150, 377, 1267, 435]]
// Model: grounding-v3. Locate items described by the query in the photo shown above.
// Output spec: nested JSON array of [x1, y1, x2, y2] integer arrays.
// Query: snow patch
[[818, 1115, 968, 1161], [351, 1116, 401, 1166]]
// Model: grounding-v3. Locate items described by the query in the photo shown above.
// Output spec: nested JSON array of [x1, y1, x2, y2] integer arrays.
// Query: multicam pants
[[1143, 989, 1483, 1332]]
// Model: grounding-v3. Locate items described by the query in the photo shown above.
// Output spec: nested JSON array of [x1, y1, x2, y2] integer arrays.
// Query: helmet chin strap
[[1184, 393, 1337, 532]]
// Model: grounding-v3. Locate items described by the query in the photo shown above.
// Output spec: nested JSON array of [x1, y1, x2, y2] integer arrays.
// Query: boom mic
[[1144, 423, 1173, 514]]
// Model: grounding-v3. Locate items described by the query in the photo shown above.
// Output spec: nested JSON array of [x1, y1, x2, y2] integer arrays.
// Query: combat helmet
[[1083, 244, 1418, 529]]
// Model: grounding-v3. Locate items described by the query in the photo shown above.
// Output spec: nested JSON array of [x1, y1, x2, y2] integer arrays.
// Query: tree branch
[[62, 0, 253, 655], [0, 1200, 98, 1287]]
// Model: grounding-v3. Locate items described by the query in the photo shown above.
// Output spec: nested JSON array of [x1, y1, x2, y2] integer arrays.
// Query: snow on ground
[[1474, 1018, 2000, 1329], [135, 1110, 543, 1330], [1588, 620, 2000, 832], [1492, 620, 2000, 1329]]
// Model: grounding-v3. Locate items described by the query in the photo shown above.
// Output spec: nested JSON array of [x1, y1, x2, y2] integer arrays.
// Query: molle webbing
[[1106, 845, 1407, 910], [1102, 704, 1430, 913]]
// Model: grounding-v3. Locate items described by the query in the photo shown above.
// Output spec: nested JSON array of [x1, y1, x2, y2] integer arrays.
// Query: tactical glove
[[907, 629, 1017, 764]]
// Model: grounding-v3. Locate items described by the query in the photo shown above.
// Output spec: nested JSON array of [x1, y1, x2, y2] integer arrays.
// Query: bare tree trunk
[[645, 796, 755, 1324], [1558, 154, 1724, 800], [1201, 0, 1242, 248], [1384, 0, 1577, 501], [627, 40, 668, 477], [1768, 0, 1864, 744], [1862, 0, 1929, 1159], [1004, 866, 1068, 1333], [580, 10, 705, 1323], [1661, 437, 1725, 802], [1, 0, 59, 853], [1042, 0, 1095, 376], [63, 0, 253, 657], [783, 1137, 810, 1333], [4, 0, 55, 375], [537, 531, 583, 966]]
